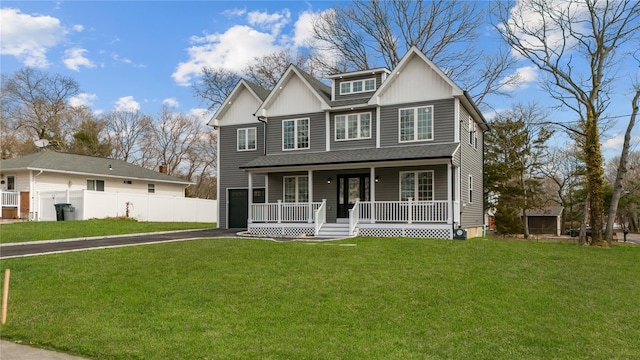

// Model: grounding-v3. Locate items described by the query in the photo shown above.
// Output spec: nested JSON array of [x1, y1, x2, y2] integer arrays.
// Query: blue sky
[[1, 1, 638, 159]]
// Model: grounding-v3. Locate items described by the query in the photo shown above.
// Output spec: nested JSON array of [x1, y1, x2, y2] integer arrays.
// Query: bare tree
[[150, 106, 203, 176], [103, 110, 153, 163], [494, 0, 640, 246], [192, 67, 240, 112], [245, 49, 310, 89], [1, 67, 81, 150], [311, 0, 518, 107], [539, 146, 587, 234], [605, 89, 639, 238]]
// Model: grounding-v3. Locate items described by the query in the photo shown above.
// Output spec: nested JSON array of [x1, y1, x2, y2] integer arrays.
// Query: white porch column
[[370, 167, 376, 223], [248, 172, 253, 223], [308, 169, 313, 223], [447, 163, 453, 224]]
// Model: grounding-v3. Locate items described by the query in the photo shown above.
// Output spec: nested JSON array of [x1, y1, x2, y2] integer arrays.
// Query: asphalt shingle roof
[[0, 151, 191, 184], [240, 143, 459, 169]]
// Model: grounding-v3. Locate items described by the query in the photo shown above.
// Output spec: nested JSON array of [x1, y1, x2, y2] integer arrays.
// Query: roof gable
[[0, 151, 191, 184], [256, 65, 331, 118], [209, 79, 269, 127], [369, 46, 463, 106]]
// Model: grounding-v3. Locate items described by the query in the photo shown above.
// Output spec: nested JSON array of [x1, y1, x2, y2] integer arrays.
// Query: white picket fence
[[36, 190, 217, 223]]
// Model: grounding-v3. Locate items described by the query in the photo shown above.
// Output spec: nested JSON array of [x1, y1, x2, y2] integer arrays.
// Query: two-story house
[[210, 47, 487, 239]]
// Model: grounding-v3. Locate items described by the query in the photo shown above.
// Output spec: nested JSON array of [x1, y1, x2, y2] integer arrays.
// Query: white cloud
[[292, 10, 319, 48], [602, 135, 640, 151], [499, 66, 538, 91], [69, 93, 97, 107], [172, 25, 279, 86], [172, 9, 330, 86], [163, 97, 180, 108], [63, 48, 96, 71], [505, 0, 590, 59], [247, 9, 290, 35], [189, 108, 213, 123], [114, 96, 140, 111], [73, 24, 84, 32], [0, 8, 67, 67], [222, 8, 246, 17]]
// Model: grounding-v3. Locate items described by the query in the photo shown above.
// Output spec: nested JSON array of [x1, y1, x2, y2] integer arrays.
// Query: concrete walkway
[[0, 340, 89, 360]]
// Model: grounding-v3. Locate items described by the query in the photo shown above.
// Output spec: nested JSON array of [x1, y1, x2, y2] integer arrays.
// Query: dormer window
[[339, 78, 376, 95]]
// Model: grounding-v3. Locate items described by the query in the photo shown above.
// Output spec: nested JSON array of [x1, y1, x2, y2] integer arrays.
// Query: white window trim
[[399, 170, 435, 201], [469, 116, 478, 150], [283, 175, 309, 203], [468, 175, 473, 203], [282, 118, 310, 151], [148, 183, 156, 194], [339, 78, 377, 95], [237, 127, 257, 152], [398, 105, 434, 143], [334, 112, 372, 141]]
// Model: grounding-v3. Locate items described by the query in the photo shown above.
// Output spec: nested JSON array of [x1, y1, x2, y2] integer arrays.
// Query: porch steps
[[316, 223, 351, 238]]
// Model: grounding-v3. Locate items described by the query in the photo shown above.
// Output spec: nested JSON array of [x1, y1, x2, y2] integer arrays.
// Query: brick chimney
[[159, 163, 167, 174]]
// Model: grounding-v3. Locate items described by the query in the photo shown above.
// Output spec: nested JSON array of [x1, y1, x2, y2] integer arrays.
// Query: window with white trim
[[399, 106, 433, 142], [339, 78, 377, 95], [335, 112, 371, 141], [468, 175, 473, 203], [237, 127, 257, 151], [87, 179, 105, 192], [469, 116, 478, 149], [282, 118, 309, 150], [148, 183, 156, 194], [283, 176, 309, 202], [400, 171, 434, 201]]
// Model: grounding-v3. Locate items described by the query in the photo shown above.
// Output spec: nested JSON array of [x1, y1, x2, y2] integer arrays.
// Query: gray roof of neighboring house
[[522, 207, 564, 217], [240, 143, 459, 169], [0, 151, 191, 184]]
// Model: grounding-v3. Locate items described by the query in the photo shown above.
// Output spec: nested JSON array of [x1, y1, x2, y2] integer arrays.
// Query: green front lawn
[[1, 237, 639, 359], [0, 219, 216, 244]]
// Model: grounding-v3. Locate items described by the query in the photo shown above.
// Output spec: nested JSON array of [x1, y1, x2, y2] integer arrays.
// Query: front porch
[[248, 199, 459, 239]]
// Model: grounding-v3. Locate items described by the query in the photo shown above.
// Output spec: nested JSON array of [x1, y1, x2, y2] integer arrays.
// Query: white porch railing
[[314, 199, 327, 235], [349, 198, 360, 236], [358, 199, 451, 223], [1, 190, 20, 207], [250, 200, 455, 226], [251, 201, 324, 223]]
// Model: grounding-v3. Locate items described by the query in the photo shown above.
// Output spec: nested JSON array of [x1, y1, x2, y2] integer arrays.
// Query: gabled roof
[[255, 64, 332, 116], [370, 46, 464, 104], [368, 46, 488, 130], [0, 151, 191, 184], [208, 79, 270, 126], [241, 143, 459, 170]]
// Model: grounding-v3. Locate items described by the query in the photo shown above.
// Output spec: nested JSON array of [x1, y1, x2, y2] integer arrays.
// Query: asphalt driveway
[[0, 228, 242, 259]]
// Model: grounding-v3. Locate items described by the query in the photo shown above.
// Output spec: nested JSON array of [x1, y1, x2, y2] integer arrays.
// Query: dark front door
[[228, 188, 265, 228], [337, 174, 370, 218]]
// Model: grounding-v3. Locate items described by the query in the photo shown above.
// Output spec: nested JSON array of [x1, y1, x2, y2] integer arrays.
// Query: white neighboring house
[[0, 151, 217, 222]]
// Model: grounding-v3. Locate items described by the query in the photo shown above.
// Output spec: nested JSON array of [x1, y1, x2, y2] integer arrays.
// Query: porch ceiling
[[240, 143, 459, 170]]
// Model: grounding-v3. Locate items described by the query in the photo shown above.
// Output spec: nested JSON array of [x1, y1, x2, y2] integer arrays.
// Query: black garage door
[[228, 188, 265, 228]]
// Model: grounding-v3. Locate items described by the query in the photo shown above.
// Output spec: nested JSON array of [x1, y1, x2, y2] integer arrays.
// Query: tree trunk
[[579, 195, 590, 245], [605, 90, 639, 241], [584, 110, 607, 246]]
